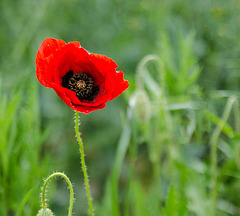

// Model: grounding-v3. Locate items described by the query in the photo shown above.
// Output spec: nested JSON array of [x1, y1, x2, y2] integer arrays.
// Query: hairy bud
[[37, 208, 54, 216], [133, 90, 151, 124]]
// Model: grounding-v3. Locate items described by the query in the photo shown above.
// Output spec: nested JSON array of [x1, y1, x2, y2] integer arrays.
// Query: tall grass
[[0, 0, 240, 215], [96, 29, 240, 216], [0, 78, 50, 216]]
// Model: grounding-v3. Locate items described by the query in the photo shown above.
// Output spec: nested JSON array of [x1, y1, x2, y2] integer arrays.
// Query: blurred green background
[[0, 0, 240, 215]]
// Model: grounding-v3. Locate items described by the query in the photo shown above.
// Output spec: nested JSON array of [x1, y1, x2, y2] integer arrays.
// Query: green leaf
[[204, 110, 235, 138], [162, 185, 188, 216], [16, 187, 35, 216]]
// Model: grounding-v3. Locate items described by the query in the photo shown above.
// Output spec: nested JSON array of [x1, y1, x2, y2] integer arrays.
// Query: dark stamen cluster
[[62, 71, 99, 101]]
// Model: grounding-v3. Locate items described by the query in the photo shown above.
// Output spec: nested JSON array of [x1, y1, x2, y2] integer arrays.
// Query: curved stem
[[41, 172, 74, 216], [136, 54, 165, 93], [136, 54, 168, 210], [210, 97, 236, 216], [75, 111, 94, 216]]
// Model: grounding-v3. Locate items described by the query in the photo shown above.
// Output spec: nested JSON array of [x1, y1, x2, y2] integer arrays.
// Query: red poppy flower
[[36, 38, 129, 114]]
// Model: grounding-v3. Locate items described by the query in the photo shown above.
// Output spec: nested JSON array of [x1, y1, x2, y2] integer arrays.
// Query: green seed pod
[[37, 208, 54, 216], [133, 90, 151, 124]]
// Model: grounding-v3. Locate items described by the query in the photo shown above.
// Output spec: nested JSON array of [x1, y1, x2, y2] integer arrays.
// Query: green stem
[[75, 111, 94, 216], [41, 172, 74, 216], [136, 55, 160, 87], [210, 97, 236, 216], [136, 54, 169, 205], [233, 97, 240, 134]]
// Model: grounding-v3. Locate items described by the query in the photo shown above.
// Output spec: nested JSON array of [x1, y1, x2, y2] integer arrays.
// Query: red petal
[[89, 54, 129, 106], [36, 38, 81, 87], [111, 71, 129, 99], [88, 54, 118, 104], [36, 38, 66, 87], [89, 53, 118, 70], [36, 38, 129, 114], [72, 103, 106, 114], [51, 83, 106, 114], [67, 41, 81, 48]]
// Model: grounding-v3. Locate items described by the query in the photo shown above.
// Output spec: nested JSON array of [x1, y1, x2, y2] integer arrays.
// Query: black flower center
[[62, 71, 99, 101]]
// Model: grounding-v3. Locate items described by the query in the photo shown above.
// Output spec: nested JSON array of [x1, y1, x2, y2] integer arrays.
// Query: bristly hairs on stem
[[74, 111, 94, 216], [38, 172, 74, 216]]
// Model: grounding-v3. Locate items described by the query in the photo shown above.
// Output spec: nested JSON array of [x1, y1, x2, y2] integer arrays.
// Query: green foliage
[[16, 187, 35, 216], [160, 30, 201, 96], [0, 79, 50, 216], [162, 185, 188, 216], [0, 0, 240, 216]]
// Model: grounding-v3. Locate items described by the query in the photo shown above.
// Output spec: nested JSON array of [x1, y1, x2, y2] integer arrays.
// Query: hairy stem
[[75, 111, 94, 216], [41, 172, 74, 216]]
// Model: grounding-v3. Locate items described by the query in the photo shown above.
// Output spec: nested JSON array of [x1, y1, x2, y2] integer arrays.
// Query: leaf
[[204, 110, 235, 138], [16, 187, 35, 216], [162, 185, 188, 216]]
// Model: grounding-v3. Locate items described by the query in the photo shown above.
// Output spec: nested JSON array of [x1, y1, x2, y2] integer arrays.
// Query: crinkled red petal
[[89, 54, 129, 105], [36, 38, 81, 87], [51, 83, 106, 114], [36, 38, 129, 113], [111, 70, 129, 99]]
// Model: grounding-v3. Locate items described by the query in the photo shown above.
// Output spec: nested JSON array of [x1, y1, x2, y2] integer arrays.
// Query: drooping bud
[[37, 208, 54, 216], [132, 90, 151, 124]]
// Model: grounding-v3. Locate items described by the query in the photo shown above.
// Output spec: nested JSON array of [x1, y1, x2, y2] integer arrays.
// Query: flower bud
[[37, 208, 54, 216], [133, 90, 151, 124]]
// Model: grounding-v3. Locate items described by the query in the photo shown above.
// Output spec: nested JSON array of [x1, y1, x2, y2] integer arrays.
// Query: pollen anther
[[62, 71, 99, 101], [76, 80, 86, 89]]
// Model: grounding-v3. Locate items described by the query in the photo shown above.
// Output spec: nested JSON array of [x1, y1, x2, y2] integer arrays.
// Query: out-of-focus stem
[[210, 97, 236, 216]]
